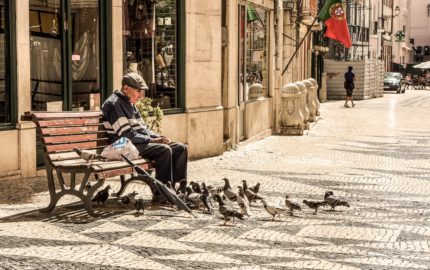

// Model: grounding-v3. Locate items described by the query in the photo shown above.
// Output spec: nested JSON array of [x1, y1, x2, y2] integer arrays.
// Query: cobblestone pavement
[[0, 90, 430, 269]]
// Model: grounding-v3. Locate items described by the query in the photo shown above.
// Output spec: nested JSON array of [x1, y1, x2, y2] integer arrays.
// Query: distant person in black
[[344, 66, 356, 108]]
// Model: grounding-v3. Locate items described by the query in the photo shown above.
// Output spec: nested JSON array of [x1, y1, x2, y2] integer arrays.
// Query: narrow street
[[0, 90, 430, 270]]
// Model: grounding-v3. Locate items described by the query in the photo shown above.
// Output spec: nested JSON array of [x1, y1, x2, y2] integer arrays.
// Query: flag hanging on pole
[[318, 0, 352, 48]]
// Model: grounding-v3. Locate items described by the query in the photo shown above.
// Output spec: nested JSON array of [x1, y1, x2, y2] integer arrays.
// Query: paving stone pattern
[[0, 90, 430, 269]]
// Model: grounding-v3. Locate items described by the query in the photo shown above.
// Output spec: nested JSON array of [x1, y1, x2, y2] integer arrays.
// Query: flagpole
[[281, 16, 319, 76]]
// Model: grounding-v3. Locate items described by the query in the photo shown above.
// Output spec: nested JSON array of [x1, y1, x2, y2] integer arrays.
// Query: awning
[[413, 61, 430, 69], [402, 45, 413, 51]]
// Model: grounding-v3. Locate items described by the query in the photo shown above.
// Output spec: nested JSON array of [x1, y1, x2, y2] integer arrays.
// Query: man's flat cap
[[122, 72, 149, 91]]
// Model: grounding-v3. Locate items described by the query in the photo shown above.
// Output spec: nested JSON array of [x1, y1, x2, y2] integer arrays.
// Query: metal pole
[[281, 16, 318, 76]]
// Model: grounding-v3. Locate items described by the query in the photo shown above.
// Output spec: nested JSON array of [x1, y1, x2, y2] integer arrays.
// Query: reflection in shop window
[[0, 1, 10, 124], [239, 3, 269, 101], [123, 0, 179, 109]]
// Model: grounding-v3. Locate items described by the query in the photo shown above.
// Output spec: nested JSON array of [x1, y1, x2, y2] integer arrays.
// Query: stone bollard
[[302, 80, 317, 122], [294, 81, 310, 130], [308, 78, 320, 116], [280, 83, 304, 135]]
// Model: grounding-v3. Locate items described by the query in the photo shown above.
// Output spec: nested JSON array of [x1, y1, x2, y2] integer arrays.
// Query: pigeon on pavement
[[324, 191, 350, 210], [242, 180, 264, 205], [303, 199, 327, 215], [213, 194, 244, 226], [261, 199, 289, 220], [222, 178, 238, 201], [237, 186, 251, 216], [285, 195, 302, 215], [92, 185, 111, 204], [121, 191, 138, 206], [134, 198, 145, 214]]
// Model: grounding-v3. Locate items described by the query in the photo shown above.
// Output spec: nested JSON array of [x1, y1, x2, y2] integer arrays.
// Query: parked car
[[384, 72, 405, 93]]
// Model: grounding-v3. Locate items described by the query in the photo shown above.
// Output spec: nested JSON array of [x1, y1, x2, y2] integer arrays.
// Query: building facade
[[409, 0, 430, 62], [1, 0, 289, 178]]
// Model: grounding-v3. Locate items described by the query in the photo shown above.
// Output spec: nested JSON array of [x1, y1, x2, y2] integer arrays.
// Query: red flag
[[318, 0, 352, 48]]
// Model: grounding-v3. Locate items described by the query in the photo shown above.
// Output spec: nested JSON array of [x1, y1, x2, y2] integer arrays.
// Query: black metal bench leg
[[40, 168, 59, 214], [111, 175, 128, 197], [82, 175, 105, 217]]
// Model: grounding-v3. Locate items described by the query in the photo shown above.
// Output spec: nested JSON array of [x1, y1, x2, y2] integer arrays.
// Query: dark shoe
[[344, 104, 350, 108]]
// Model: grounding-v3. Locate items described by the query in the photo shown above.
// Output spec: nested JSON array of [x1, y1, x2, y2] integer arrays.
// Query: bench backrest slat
[[37, 118, 101, 127], [45, 141, 110, 153], [42, 133, 108, 144], [39, 126, 102, 135]]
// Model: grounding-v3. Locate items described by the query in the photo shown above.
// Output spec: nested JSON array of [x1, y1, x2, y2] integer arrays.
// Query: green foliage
[[135, 97, 163, 134]]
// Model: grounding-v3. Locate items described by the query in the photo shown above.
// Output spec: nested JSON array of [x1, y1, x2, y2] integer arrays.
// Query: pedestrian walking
[[344, 66, 356, 108]]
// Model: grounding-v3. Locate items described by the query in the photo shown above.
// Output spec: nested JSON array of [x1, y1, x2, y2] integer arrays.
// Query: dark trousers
[[135, 142, 188, 184]]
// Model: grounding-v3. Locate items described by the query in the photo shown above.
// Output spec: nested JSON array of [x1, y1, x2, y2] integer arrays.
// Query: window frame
[[0, 0, 17, 130]]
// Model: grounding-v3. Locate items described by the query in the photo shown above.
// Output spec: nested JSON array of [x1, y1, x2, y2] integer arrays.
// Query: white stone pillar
[[308, 78, 320, 116], [280, 83, 304, 135], [302, 80, 316, 122], [294, 81, 310, 130]]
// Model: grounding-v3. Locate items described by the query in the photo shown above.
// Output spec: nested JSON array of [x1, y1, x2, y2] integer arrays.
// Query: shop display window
[[239, 3, 269, 101], [123, 0, 179, 109], [0, 1, 10, 123]]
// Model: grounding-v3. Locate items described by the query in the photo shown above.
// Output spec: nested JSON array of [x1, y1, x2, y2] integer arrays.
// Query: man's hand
[[150, 137, 171, 144]]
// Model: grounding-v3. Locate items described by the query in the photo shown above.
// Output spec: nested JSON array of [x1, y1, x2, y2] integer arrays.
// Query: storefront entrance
[[29, 0, 106, 112]]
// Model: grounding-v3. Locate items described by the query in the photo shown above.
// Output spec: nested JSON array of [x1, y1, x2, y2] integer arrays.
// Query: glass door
[[238, 3, 246, 141], [29, 0, 101, 112]]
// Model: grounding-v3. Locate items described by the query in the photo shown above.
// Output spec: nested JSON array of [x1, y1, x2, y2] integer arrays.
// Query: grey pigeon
[[176, 179, 187, 195], [213, 194, 244, 226], [189, 181, 202, 194], [303, 199, 327, 215], [237, 186, 251, 216], [242, 180, 264, 205], [121, 191, 138, 206], [201, 183, 213, 213], [92, 185, 111, 204], [324, 191, 350, 210], [261, 199, 289, 220], [134, 198, 145, 214], [186, 186, 203, 208], [222, 178, 237, 201], [207, 185, 223, 196], [250, 183, 261, 194], [285, 195, 302, 215]]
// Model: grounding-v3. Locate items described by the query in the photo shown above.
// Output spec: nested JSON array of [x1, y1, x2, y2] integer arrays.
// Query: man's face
[[124, 85, 144, 104]]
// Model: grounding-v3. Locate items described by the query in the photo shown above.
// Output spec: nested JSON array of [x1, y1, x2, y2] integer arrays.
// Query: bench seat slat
[[32, 112, 103, 119], [37, 118, 102, 127], [45, 141, 110, 153], [43, 133, 109, 144], [52, 158, 151, 172], [40, 126, 100, 135]]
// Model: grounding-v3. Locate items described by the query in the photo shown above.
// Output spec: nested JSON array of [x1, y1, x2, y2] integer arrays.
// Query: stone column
[[302, 80, 316, 122], [295, 81, 310, 129], [308, 78, 320, 116], [280, 83, 304, 135]]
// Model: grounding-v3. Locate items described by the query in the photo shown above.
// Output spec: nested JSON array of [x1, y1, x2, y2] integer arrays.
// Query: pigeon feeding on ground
[[176, 179, 187, 195], [303, 199, 327, 215], [324, 191, 350, 210], [261, 199, 289, 221], [73, 148, 105, 166], [237, 186, 251, 216], [242, 180, 264, 206], [186, 187, 203, 209], [213, 194, 244, 226], [222, 178, 237, 201], [201, 183, 213, 213], [250, 183, 261, 194], [121, 191, 138, 206], [134, 198, 145, 214], [285, 195, 302, 216], [92, 185, 111, 204], [189, 181, 202, 194]]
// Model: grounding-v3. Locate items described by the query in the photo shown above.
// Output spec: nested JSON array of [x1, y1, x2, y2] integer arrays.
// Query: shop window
[[239, 3, 269, 101], [123, 0, 180, 109], [0, 1, 10, 124]]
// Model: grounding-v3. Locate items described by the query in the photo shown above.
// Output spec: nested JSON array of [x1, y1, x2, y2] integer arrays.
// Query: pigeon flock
[[88, 177, 350, 224]]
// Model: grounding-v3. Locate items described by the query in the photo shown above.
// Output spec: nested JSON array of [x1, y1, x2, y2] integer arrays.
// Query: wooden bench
[[23, 111, 155, 217]]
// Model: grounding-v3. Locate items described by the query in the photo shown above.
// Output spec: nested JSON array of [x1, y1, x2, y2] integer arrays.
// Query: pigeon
[[242, 180, 264, 205], [261, 199, 289, 220], [73, 148, 105, 164], [285, 195, 302, 215], [213, 194, 244, 226], [222, 178, 237, 201], [186, 186, 203, 208], [176, 179, 187, 195], [324, 191, 350, 210], [250, 183, 261, 194], [121, 191, 138, 206], [201, 183, 213, 213], [222, 194, 235, 209], [303, 199, 327, 215], [134, 198, 145, 214], [189, 181, 202, 194], [237, 186, 251, 216], [207, 185, 223, 196], [92, 185, 111, 204]]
